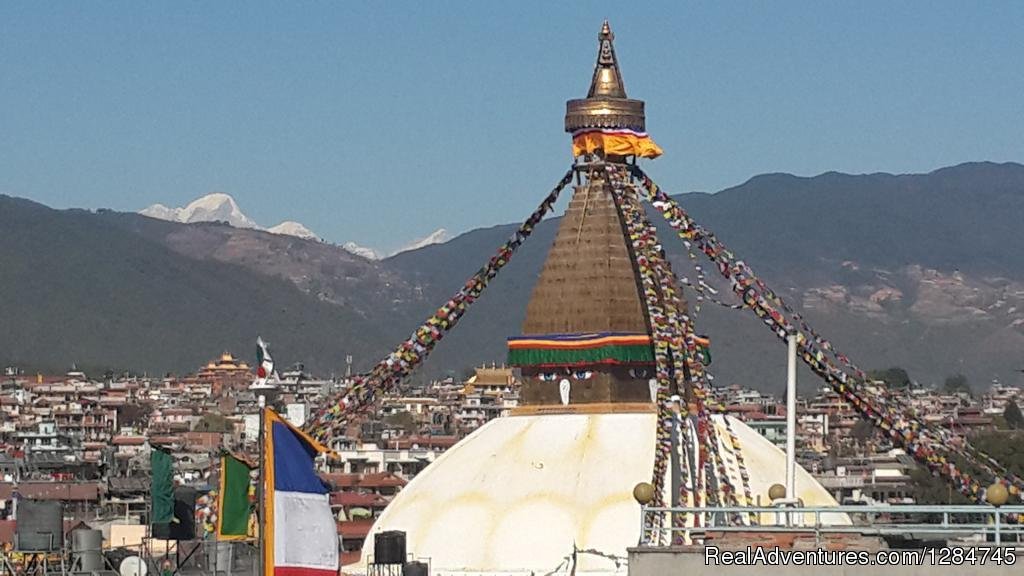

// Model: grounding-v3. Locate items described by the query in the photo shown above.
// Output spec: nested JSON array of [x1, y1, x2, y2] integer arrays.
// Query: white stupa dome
[[352, 412, 847, 575]]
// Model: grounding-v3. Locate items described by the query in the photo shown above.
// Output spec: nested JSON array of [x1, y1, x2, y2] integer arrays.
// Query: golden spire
[[565, 21, 646, 134], [587, 20, 627, 99]]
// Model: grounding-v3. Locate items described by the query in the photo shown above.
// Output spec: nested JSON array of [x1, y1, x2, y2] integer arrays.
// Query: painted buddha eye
[[539, 372, 558, 381], [573, 370, 593, 380], [629, 368, 650, 379]]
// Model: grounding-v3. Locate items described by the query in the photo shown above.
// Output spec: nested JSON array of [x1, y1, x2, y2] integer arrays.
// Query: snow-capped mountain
[[140, 193, 320, 242], [268, 221, 321, 242], [342, 242, 382, 260], [340, 229, 449, 260], [141, 193, 259, 229], [393, 228, 450, 255]]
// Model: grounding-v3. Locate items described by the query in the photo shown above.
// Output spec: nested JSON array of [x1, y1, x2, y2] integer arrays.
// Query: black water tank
[[152, 487, 197, 541], [402, 561, 428, 576], [105, 547, 135, 569], [373, 530, 406, 564], [15, 500, 64, 551]]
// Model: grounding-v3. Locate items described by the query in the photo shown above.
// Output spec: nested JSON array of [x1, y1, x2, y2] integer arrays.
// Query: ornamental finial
[[565, 21, 646, 133], [589, 20, 625, 98]]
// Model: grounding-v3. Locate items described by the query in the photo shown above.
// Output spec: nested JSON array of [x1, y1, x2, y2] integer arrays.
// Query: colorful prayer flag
[[217, 453, 253, 540], [262, 409, 338, 576]]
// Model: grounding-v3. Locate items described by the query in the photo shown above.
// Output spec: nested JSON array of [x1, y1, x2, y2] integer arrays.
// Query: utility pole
[[785, 331, 798, 499]]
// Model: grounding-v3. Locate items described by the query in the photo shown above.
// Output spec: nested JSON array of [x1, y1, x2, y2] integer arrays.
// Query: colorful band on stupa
[[507, 332, 655, 367]]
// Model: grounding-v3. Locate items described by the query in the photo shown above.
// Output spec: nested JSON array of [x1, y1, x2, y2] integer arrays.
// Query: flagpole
[[257, 406, 265, 576]]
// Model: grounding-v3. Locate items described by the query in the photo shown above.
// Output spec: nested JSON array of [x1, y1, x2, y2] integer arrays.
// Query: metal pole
[[670, 408, 680, 532], [785, 332, 798, 499], [638, 505, 646, 546], [257, 407, 265, 576]]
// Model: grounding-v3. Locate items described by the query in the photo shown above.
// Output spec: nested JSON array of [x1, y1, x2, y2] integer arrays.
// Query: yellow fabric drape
[[572, 130, 663, 159]]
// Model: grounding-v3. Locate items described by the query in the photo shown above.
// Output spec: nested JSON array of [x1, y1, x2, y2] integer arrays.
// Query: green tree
[[1004, 400, 1024, 430], [909, 466, 973, 505], [868, 367, 911, 388], [850, 418, 875, 445], [943, 374, 971, 396], [117, 402, 153, 430], [907, 430, 1024, 505], [194, 413, 233, 433], [969, 431, 1024, 479], [384, 411, 417, 434]]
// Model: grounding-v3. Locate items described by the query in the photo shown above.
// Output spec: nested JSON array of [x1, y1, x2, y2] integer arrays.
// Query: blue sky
[[2, 3, 1022, 253]]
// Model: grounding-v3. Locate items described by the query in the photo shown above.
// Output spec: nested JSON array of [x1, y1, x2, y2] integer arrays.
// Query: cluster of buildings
[[711, 380, 1023, 505], [0, 354, 1019, 560], [0, 359, 520, 564]]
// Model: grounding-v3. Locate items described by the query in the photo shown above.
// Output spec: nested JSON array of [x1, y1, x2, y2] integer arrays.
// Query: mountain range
[[140, 193, 448, 258], [142, 193, 324, 242], [3, 161, 1023, 393]]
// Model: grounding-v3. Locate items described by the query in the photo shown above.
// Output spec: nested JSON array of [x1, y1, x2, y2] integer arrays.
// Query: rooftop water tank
[[15, 500, 63, 551], [71, 528, 104, 571]]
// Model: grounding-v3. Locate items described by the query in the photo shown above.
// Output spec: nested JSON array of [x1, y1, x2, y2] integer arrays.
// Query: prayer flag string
[[629, 165, 1022, 503], [305, 170, 574, 443]]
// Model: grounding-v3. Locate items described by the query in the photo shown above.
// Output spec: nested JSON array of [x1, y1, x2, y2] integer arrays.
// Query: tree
[[117, 402, 153, 430], [384, 411, 417, 434], [968, 431, 1024, 479], [194, 413, 233, 433], [1005, 400, 1024, 430], [850, 418, 875, 445], [943, 374, 972, 396], [910, 431, 1024, 506], [909, 466, 973, 505], [868, 367, 911, 388]]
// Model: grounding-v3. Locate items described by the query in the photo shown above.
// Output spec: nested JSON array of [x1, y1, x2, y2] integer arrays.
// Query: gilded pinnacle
[[565, 21, 646, 133]]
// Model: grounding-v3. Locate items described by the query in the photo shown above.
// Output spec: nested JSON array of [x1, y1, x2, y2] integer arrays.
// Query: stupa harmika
[[356, 23, 844, 575]]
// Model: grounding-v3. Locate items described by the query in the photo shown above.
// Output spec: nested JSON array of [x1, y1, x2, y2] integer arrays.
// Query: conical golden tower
[[511, 22, 668, 407]]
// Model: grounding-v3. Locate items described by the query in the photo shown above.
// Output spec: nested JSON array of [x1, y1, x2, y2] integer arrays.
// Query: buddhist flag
[[216, 453, 254, 540], [150, 446, 174, 524], [262, 409, 338, 576], [256, 336, 275, 386]]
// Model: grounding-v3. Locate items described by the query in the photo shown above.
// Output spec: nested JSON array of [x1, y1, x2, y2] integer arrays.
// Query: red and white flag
[[255, 336, 276, 386]]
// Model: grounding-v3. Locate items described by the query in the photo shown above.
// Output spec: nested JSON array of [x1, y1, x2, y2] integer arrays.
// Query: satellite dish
[[119, 556, 148, 576]]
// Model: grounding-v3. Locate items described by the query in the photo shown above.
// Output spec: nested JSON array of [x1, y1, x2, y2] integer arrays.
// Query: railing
[[813, 475, 866, 489], [640, 505, 1024, 547]]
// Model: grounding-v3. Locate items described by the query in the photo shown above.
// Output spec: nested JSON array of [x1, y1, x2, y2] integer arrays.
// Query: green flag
[[217, 453, 253, 540], [150, 447, 174, 524]]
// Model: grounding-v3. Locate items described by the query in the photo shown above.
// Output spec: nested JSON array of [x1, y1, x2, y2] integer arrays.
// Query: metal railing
[[813, 475, 866, 489], [640, 505, 1024, 546]]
